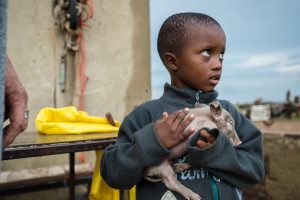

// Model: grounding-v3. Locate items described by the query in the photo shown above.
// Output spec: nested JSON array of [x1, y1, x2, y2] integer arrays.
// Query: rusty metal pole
[[69, 152, 75, 200]]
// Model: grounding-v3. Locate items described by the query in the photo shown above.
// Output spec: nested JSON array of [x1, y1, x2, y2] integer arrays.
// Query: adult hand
[[154, 108, 195, 149], [3, 57, 28, 147]]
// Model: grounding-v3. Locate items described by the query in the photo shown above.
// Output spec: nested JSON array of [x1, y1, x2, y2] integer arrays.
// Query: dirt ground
[[244, 119, 300, 200]]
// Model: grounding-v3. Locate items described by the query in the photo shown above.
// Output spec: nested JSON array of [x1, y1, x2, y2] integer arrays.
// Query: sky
[[150, 0, 300, 104]]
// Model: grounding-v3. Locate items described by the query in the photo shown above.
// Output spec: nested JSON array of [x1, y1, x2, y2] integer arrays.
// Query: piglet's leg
[[161, 161, 201, 200], [173, 163, 191, 173]]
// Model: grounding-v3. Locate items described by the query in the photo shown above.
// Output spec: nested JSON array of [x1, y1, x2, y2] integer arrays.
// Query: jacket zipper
[[195, 92, 200, 106]]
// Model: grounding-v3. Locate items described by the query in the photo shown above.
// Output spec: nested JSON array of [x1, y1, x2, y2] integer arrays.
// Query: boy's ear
[[163, 52, 178, 71]]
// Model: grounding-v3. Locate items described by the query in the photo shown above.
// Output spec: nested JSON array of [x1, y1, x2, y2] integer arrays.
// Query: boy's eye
[[220, 53, 225, 60], [201, 50, 210, 57]]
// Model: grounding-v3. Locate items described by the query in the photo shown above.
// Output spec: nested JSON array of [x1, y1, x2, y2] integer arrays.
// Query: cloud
[[230, 48, 300, 69], [239, 54, 279, 68], [277, 65, 300, 73]]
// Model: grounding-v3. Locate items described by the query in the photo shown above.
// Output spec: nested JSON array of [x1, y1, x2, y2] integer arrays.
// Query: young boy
[[101, 12, 265, 200]]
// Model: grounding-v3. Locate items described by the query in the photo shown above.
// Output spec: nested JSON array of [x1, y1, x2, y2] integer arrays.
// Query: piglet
[[144, 101, 242, 200]]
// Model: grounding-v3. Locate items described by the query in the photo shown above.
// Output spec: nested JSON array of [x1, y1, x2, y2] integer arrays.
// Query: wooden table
[[1, 131, 117, 199]]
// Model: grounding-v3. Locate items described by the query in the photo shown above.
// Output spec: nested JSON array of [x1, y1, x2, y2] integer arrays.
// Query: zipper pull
[[195, 92, 200, 106]]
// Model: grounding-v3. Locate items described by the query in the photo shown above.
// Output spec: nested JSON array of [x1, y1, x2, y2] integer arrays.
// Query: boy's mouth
[[209, 74, 221, 86]]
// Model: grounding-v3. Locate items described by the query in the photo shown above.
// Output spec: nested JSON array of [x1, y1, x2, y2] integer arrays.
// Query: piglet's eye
[[201, 50, 210, 57]]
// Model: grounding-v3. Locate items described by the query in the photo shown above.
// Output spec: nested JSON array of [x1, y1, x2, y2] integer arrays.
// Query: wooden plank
[[3, 137, 116, 160]]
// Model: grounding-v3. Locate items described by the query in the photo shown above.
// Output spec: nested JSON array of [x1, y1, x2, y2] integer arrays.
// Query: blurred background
[[1, 0, 300, 200], [150, 0, 300, 104]]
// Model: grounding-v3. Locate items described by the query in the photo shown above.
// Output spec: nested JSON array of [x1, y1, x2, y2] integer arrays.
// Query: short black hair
[[157, 12, 222, 64]]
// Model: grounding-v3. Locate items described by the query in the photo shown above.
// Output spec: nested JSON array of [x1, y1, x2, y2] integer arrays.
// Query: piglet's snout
[[228, 130, 242, 146], [232, 138, 242, 146]]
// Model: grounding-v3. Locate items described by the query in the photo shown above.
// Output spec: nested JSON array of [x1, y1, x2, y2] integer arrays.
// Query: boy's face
[[167, 24, 226, 92]]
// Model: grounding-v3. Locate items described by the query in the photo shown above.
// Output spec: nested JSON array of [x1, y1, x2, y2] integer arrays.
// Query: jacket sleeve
[[187, 100, 265, 188], [100, 108, 170, 190]]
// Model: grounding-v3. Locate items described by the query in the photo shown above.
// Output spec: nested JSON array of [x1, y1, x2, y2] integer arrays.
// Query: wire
[[76, 0, 94, 110]]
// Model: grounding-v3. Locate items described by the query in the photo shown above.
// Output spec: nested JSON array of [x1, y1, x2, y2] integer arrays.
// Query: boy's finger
[[162, 112, 169, 120], [179, 127, 195, 140], [166, 110, 180, 123], [178, 113, 194, 131], [173, 108, 189, 129], [200, 129, 215, 144], [196, 140, 210, 148], [157, 112, 168, 123]]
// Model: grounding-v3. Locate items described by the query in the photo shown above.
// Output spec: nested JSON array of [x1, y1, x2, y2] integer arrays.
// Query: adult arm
[[3, 57, 28, 146]]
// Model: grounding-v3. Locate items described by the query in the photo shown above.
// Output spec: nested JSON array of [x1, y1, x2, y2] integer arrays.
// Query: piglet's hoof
[[182, 191, 201, 200], [187, 194, 201, 200]]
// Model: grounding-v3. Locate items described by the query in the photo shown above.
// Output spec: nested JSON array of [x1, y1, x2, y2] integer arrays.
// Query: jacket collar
[[160, 83, 218, 107]]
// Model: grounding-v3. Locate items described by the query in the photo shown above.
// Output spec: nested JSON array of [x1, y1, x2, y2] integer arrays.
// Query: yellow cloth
[[89, 150, 120, 200], [89, 150, 136, 200], [35, 106, 120, 134], [36, 107, 136, 199]]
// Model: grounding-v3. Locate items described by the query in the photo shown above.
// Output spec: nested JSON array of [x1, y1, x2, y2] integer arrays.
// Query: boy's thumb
[[162, 112, 169, 119]]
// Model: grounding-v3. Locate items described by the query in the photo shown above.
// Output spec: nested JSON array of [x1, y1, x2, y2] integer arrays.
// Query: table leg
[[69, 152, 75, 200]]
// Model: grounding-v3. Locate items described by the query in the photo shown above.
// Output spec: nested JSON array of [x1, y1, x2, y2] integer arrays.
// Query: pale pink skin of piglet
[[168, 101, 241, 160]]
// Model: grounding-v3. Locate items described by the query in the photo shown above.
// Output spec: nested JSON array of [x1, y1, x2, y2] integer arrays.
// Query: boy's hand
[[154, 108, 195, 149], [196, 128, 216, 148]]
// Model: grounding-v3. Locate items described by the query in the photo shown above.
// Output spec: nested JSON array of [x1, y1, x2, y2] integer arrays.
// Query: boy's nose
[[211, 57, 222, 71]]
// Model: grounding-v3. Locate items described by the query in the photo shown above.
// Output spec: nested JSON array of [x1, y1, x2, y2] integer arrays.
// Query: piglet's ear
[[209, 101, 222, 117]]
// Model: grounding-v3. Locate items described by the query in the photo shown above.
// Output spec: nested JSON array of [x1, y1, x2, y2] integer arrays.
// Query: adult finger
[[3, 105, 28, 147], [3, 119, 28, 147], [3, 125, 18, 147]]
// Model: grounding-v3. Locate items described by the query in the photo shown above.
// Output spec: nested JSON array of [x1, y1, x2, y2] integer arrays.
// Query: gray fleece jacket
[[101, 83, 265, 200]]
